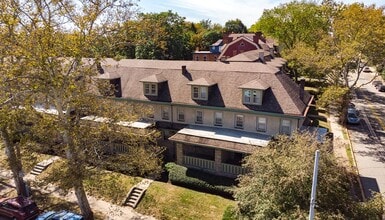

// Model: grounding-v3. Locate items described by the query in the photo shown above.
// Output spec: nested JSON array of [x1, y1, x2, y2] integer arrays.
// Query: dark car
[[36, 210, 84, 220], [379, 85, 385, 92], [0, 196, 40, 220], [347, 108, 360, 125]]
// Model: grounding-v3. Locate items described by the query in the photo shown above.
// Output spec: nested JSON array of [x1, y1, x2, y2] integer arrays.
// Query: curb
[[345, 126, 366, 201]]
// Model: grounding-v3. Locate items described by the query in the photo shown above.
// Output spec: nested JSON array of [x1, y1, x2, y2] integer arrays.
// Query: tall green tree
[[0, 0, 33, 197], [326, 3, 385, 88], [0, 1, 163, 220], [189, 20, 223, 51], [234, 132, 383, 219], [224, 19, 247, 33], [130, 11, 192, 60], [251, 1, 329, 50]]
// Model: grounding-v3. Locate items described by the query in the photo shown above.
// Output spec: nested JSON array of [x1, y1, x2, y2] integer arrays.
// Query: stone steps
[[122, 179, 153, 208], [30, 156, 60, 176]]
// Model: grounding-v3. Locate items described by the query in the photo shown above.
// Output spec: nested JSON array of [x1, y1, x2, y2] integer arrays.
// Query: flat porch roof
[[169, 125, 271, 154]]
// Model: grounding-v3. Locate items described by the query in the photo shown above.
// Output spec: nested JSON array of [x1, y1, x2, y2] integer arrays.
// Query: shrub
[[165, 162, 234, 197], [222, 205, 237, 220]]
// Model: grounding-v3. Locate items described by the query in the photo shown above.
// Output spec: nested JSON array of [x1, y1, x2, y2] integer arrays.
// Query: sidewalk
[[328, 110, 350, 166], [1, 162, 156, 220], [328, 109, 365, 201]]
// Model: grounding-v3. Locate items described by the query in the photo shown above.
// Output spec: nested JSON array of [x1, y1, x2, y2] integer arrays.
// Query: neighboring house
[[96, 58, 313, 177], [193, 39, 223, 61], [192, 32, 278, 62]]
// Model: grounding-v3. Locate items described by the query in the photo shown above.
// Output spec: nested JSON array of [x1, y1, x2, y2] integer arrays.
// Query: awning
[[169, 125, 271, 154]]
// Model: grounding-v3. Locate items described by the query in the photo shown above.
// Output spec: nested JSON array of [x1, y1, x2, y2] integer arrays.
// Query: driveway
[[348, 71, 385, 199]]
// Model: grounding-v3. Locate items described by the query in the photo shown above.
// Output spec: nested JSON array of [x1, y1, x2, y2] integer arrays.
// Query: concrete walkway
[[1, 157, 156, 220], [328, 109, 350, 166]]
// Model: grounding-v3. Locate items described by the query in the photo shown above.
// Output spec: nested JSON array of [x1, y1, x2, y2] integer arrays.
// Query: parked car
[[363, 66, 371, 72], [0, 196, 40, 220], [36, 210, 84, 220], [347, 108, 361, 125], [379, 85, 385, 92]]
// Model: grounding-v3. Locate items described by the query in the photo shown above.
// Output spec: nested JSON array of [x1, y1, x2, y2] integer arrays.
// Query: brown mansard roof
[[99, 58, 312, 117]]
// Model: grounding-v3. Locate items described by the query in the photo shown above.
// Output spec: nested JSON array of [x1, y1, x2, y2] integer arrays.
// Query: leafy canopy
[[234, 132, 383, 219]]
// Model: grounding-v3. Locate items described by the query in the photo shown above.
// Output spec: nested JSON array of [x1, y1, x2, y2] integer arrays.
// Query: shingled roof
[[99, 59, 312, 117]]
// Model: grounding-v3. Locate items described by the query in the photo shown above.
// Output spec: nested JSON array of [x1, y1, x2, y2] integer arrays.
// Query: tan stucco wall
[[152, 104, 300, 136]]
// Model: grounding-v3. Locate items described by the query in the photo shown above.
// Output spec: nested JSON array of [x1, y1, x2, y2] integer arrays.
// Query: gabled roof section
[[139, 74, 167, 83], [218, 36, 261, 61], [226, 49, 269, 62], [187, 78, 216, 86], [228, 33, 256, 41], [239, 79, 270, 90]]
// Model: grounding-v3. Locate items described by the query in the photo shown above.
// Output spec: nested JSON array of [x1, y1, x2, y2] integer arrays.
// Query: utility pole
[[309, 150, 320, 220]]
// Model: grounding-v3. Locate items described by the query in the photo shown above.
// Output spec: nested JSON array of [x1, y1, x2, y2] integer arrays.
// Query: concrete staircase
[[30, 156, 60, 176], [122, 179, 153, 208]]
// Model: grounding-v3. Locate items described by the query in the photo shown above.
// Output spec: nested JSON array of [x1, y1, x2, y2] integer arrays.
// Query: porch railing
[[221, 163, 247, 176], [183, 156, 215, 171], [99, 141, 128, 154]]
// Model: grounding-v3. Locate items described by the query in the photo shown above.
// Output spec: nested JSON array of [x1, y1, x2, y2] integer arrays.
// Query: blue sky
[[138, 0, 385, 28]]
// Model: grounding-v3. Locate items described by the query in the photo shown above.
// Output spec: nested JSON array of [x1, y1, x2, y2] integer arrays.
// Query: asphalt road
[[347, 69, 385, 199]]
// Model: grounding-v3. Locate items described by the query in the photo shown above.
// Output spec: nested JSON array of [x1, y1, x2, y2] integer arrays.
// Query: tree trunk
[[74, 181, 94, 220], [62, 125, 94, 220], [0, 126, 29, 197]]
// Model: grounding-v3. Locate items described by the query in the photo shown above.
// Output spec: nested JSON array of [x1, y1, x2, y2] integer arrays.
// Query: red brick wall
[[192, 53, 218, 61], [221, 40, 258, 58]]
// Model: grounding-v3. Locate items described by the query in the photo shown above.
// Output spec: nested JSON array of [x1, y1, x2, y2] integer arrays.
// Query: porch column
[[214, 148, 222, 173], [176, 142, 184, 165]]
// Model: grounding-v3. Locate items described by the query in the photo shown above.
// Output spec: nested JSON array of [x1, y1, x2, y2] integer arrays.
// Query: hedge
[[165, 162, 235, 198]]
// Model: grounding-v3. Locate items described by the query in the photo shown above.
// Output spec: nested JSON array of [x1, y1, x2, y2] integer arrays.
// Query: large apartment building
[[96, 57, 313, 177]]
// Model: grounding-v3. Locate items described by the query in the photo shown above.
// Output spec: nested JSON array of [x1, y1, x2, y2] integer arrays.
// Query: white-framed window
[[161, 106, 170, 120], [192, 86, 208, 100], [144, 83, 158, 96], [214, 112, 223, 126], [257, 117, 267, 132], [243, 89, 262, 105], [177, 108, 185, 122], [280, 119, 291, 134], [196, 110, 203, 124], [235, 114, 244, 129]]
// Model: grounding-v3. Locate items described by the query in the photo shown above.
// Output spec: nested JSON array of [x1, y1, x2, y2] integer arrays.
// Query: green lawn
[[136, 181, 235, 220], [38, 158, 235, 219]]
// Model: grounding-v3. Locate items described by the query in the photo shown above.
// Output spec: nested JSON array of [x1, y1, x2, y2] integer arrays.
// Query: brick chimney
[[182, 65, 187, 75], [254, 31, 266, 43], [222, 33, 233, 44]]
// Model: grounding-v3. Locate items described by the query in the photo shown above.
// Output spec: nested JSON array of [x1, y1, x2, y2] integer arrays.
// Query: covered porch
[[169, 125, 271, 178]]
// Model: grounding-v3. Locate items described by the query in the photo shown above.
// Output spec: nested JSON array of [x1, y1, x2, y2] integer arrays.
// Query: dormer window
[[239, 79, 269, 106], [144, 83, 158, 96], [243, 89, 262, 105], [187, 78, 215, 102], [140, 74, 167, 97], [192, 86, 208, 100]]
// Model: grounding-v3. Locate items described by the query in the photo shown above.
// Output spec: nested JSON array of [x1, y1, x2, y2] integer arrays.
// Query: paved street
[[348, 70, 385, 199]]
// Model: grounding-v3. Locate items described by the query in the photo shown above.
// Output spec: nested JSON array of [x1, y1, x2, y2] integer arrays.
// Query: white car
[[363, 66, 371, 72]]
